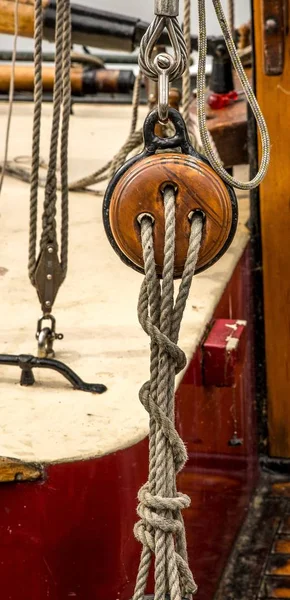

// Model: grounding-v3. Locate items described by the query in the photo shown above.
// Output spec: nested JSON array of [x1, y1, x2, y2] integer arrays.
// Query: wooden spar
[[0, 0, 224, 54], [0, 0, 37, 39], [0, 64, 135, 95], [253, 0, 290, 458]]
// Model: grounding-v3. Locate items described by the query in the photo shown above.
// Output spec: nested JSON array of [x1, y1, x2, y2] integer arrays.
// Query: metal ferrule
[[155, 0, 179, 17]]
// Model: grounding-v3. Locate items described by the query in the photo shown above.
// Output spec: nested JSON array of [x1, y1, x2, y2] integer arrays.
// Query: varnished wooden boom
[[0, 0, 42, 38], [0, 65, 135, 95]]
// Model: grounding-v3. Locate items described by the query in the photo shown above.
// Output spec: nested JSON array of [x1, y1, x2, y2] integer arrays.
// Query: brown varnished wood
[[0, 457, 43, 483], [253, 0, 290, 458], [0, 0, 48, 38], [266, 555, 290, 577], [0, 65, 129, 95], [272, 482, 290, 497], [109, 153, 234, 277], [261, 0, 286, 75], [0, 64, 83, 94]]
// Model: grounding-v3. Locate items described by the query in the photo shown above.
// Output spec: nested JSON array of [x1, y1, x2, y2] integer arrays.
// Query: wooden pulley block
[[103, 108, 238, 278]]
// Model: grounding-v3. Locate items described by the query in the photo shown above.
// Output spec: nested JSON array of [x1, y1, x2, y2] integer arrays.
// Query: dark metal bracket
[[0, 354, 107, 394]]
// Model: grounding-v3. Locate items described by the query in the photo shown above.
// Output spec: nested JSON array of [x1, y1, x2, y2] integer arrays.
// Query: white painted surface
[[0, 103, 249, 463]]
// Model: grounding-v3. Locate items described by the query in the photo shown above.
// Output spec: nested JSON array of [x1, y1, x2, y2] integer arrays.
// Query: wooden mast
[[253, 0, 290, 457]]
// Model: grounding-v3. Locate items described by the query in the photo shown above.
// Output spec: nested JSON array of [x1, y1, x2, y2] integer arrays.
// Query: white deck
[[0, 103, 249, 464]]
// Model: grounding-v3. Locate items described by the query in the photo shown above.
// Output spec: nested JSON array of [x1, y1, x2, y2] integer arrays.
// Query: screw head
[[46, 274, 52, 281], [265, 18, 278, 34], [156, 53, 171, 70], [45, 300, 51, 308], [47, 246, 54, 254]]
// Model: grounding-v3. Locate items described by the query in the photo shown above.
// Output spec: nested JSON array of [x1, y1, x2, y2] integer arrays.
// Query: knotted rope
[[0, 0, 19, 195], [133, 187, 203, 600], [28, 0, 71, 286]]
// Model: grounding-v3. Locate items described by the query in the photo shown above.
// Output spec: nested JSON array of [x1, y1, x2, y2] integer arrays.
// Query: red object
[[0, 246, 257, 600], [202, 318, 247, 387], [208, 90, 238, 110]]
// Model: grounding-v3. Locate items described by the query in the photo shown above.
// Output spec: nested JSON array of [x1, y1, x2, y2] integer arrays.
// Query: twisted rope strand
[[29, 0, 71, 299], [60, 0, 72, 280], [134, 188, 202, 599], [28, 0, 43, 284], [182, 0, 192, 129]]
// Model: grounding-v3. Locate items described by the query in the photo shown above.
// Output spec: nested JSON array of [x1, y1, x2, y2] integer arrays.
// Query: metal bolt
[[47, 246, 53, 254], [265, 18, 278, 34], [47, 274, 52, 281], [45, 301, 51, 308], [156, 54, 171, 70]]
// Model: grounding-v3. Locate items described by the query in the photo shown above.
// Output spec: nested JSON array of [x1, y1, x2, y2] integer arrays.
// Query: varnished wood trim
[[0, 0, 49, 38], [109, 153, 236, 277], [0, 457, 43, 483]]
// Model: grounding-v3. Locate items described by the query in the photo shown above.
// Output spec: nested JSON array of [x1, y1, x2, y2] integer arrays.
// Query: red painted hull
[[0, 246, 257, 599]]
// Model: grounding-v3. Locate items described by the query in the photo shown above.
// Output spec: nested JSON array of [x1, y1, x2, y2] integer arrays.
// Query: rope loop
[[197, 0, 270, 190], [132, 188, 203, 600]]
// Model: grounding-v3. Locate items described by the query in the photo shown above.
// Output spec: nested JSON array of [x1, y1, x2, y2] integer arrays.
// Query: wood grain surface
[[253, 0, 290, 457], [109, 153, 235, 277], [0, 0, 48, 37]]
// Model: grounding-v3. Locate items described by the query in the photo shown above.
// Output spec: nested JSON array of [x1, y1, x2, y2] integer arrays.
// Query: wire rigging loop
[[197, 0, 270, 190], [139, 0, 187, 122]]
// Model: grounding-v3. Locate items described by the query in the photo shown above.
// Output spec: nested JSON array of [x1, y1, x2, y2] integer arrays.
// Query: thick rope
[[0, 0, 19, 195], [133, 188, 203, 599], [227, 0, 235, 36], [181, 0, 192, 129], [181, 0, 220, 162], [28, 0, 43, 284], [29, 0, 71, 287], [197, 0, 270, 190]]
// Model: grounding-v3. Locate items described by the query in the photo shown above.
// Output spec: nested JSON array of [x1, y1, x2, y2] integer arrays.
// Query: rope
[[28, 0, 43, 284], [68, 72, 143, 191], [197, 0, 270, 190], [227, 0, 235, 36], [0, 0, 19, 195], [133, 188, 203, 599], [29, 0, 71, 287]]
